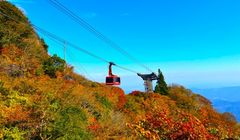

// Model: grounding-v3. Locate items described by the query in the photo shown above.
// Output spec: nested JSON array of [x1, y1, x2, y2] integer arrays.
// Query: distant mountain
[[192, 86, 240, 122], [213, 99, 240, 122], [192, 86, 240, 102]]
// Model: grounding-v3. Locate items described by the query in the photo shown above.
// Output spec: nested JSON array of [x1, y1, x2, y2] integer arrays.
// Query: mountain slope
[[0, 1, 240, 139], [192, 86, 240, 122]]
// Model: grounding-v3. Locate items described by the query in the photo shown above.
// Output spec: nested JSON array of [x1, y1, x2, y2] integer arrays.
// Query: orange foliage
[[117, 90, 126, 109], [128, 109, 212, 140], [4, 105, 30, 124]]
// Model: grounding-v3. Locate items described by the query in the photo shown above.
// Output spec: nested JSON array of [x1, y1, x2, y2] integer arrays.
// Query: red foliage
[[129, 90, 142, 96], [170, 112, 212, 139], [88, 118, 101, 132], [128, 109, 213, 139]]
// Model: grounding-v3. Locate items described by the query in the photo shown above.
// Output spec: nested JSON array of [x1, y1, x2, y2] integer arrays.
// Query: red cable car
[[106, 62, 120, 85]]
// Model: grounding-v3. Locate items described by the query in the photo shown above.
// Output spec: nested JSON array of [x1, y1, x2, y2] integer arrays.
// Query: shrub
[[0, 81, 9, 96], [13, 81, 37, 95], [1, 127, 26, 140], [42, 54, 65, 78], [6, 64, 24, 78], [95, 94, 112, 109]]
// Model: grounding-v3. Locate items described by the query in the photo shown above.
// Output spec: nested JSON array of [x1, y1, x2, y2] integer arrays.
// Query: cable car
[[106, 62, 120, 85]]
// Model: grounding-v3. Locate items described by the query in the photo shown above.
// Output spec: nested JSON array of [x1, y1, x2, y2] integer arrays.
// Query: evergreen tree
[[155, 69, 169, 95], [42, 54, 65, 78]]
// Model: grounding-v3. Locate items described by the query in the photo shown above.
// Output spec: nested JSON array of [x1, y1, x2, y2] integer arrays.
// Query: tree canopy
[[42, 54, 66, 78]]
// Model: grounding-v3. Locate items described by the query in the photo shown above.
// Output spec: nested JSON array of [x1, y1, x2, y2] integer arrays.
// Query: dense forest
[[0, 2, 240, 139]]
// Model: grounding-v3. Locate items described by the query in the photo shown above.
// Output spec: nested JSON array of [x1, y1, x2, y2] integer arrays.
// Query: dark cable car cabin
[[106, 62, 120, 85]]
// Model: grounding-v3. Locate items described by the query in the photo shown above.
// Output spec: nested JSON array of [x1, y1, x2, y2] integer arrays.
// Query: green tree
[[40, 38, 48, 52], [42, 54, 65, 78], [154, 69, 169, 95]]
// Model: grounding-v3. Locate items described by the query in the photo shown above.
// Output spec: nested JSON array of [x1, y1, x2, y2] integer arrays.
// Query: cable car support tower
[[137, 73, 158, 93]]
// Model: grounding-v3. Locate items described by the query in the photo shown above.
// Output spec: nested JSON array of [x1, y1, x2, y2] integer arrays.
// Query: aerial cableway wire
[[34, 27, 139, 73], [33, 26, 109, 63], [38, 31, 96, 81], [0, 10, 138, 74], [47, 0, 154, 73]]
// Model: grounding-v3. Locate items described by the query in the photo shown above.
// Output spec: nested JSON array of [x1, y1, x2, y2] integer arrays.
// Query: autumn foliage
[[0, 1, 240, 139]]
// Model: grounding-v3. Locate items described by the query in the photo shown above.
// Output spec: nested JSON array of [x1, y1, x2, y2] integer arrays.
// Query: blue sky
[[8, 0, 240, 92]]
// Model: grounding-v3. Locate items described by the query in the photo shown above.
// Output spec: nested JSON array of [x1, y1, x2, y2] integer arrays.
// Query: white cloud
[[16, 5, 27, 15]]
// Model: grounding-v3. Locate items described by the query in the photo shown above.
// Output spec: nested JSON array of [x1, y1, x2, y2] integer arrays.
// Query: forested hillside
[[0, 2, 240, 139]]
